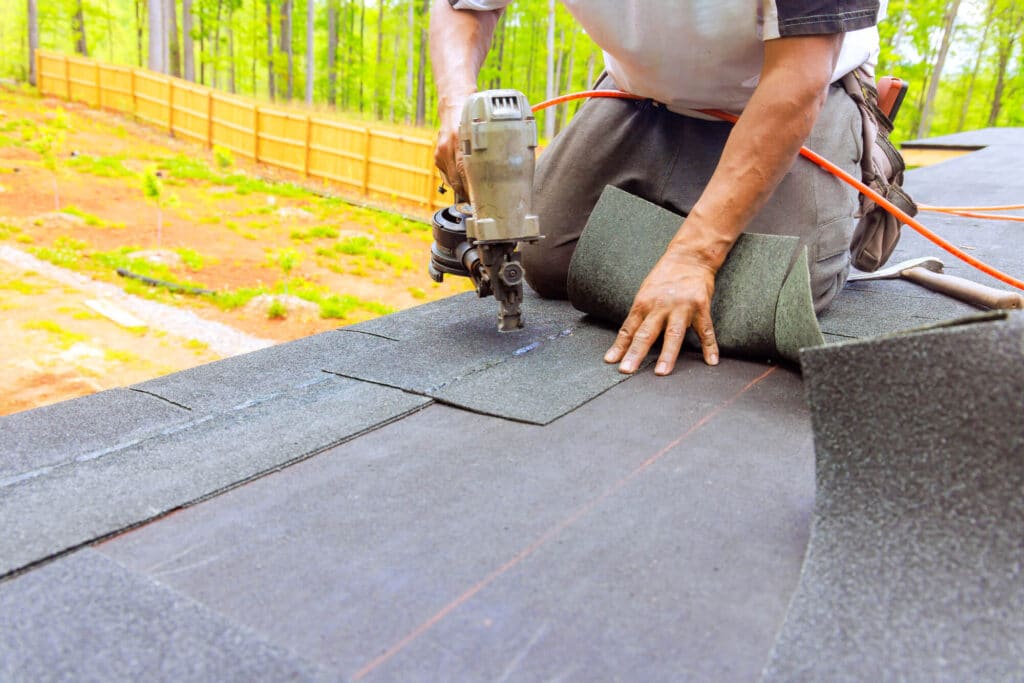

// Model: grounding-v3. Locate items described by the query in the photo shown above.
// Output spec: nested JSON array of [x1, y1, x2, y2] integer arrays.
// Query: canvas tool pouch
[[841, 65, 918, 272]]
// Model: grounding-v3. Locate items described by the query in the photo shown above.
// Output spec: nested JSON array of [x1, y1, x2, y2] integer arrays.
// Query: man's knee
[[522, 239, 571, 299]]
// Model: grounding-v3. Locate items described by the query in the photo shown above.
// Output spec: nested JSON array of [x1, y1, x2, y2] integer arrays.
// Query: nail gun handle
[[902, 267, 1024, 310]]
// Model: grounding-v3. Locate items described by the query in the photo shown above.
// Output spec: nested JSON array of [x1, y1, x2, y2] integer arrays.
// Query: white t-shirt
[[449, 0, 884, 115]]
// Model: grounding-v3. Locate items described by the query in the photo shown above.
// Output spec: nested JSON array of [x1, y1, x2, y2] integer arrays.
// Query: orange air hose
[[531, 90, 1024, 291]]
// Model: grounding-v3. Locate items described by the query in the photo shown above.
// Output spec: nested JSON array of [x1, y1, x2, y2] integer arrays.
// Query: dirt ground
[[0, 84, 470, 415]]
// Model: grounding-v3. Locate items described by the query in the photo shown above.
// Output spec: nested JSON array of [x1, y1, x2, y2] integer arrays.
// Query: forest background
[[2, 0, 1022, 145]]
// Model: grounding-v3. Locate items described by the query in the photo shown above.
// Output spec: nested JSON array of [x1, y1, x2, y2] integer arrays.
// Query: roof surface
[[2, 129, 1023, 682]]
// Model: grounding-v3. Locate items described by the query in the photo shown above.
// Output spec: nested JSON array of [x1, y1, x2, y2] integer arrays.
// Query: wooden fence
[[34, 50, 449, 212]]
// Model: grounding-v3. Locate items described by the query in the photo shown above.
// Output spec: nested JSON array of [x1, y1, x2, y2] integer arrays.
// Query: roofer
[[431, 0, 885, 376]]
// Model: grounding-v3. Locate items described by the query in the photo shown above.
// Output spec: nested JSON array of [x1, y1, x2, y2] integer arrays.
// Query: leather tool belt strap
[[841, 65, 919, 273]]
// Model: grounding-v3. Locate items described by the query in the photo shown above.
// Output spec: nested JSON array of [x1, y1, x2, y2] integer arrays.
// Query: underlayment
[[568, 185, 824, 363], [763, 311, 1024, 682], [0, 376, 428, 577], [0, 549, 325, 682], [100, 360, 813, 682], [327, 290, 653, 425]]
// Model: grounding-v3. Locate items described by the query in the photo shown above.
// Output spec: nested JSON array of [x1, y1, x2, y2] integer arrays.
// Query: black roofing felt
[[765, 311, 1024, 681], [1, 128, 1023, 681], [0, 376, 427, 577], [0, 550, 326, 682], [98, 360, 812, 682]]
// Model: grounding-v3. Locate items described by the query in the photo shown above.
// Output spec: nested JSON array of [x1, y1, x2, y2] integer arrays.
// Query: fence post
[[130, 69, 137, 115], [303, 115, 312, 177], [253, 105, 261, 162], [63, 55, 70, 100], [167, 79, 174, 135], [362, 127, 372, 198], [424, 143, 436, 207], [206, 90, 214, 148]]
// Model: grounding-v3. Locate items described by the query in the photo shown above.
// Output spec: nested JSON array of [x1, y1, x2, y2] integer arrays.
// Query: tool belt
[[841, 65, 918, 273]]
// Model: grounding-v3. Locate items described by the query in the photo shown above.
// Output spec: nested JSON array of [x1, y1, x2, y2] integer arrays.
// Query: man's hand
[[605, 32, 843, 376], [604, 244, 720, 375], [435, 98, 470, 201]]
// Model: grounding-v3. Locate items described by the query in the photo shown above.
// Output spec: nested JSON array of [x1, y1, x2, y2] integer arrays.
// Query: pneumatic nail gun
[[428, 90, 541, 332]]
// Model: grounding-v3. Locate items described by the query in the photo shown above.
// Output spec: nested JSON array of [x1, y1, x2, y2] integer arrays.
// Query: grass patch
[[184, 338, 209, 351], [290, 224, 340, 241], [33, 236, 88, 268], [267, 298, 287, 319], [61, 205, 126, 229], [104, 348, 140, 363], [156, 154, 314, 199], [68, 154, 134, 178], [22, 319, 89, 349], [0, 277, 46, 295], [176, 248, 205, 271], [208, 278, 393, 321], [0, 222, 21, 240], [320, 236, 415, 271], [408, 286, 427, 299]]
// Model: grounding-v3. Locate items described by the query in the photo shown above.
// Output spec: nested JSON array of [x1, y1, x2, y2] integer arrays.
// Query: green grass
[[90, 246, 209, 293], [156, 154, 315, 199], [176, 248, 205, 271], [290, 224, 340, 241], [0, 277, 46, 295], [22, 319, 89, 349], [33, 236, 88, 268], [67, 154, 134, 178], [267, 298, 287, 319], [61, 205, 126, 229], [0, 222, 21, 240], [207, 278, 393, 320]]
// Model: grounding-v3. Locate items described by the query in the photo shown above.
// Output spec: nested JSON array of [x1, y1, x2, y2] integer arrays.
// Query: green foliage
[[290, 225, 340, 241], [176, 248, 206, 271], [22, 319, 89, 349], [0, 222, 21, 240], [213, 145, 234, 170], [61, 205, 125, 229], [267, 298, 287, 319], [32, 236, 87, 268], [67, 154, 134, 178], [267, 247, 302, 276], [142, 167, 162, 201]]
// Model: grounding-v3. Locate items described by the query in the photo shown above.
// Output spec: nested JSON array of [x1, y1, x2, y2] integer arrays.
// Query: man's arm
[[604, 33, 844, 376], [429, 0, 503, 200]]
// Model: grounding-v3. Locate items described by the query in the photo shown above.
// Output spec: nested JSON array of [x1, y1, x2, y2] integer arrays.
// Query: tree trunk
[[987, 3, 1024, 126], [266, 0, 276, 100], [359, 0, 366, 113], [390, 21, 399, 121], [136, 0, 146, 67], [73, 0, 89, 57], [227, 5, 236, 93], [543, 0, 555, 139], [405, 0, 413, 123], [281, 0, 294, 100], [212, 0, 223, 89], [27, 0, 38, 86], [957, 0, 994, 131], [414, 0, 428, 126], [305, 0, 314, 105], [182, 0, 195, 81], [491, 12, 506, 89], [917, 0, 962, 138], [988, 35, 1017, 125], [375, 0, 384, 118], [148, 0, 168, 72], [167, 0, 181, 77], [327, 0, 338, 105]]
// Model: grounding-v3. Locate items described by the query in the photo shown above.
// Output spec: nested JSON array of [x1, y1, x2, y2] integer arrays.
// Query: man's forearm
[[429, 0, 502, 117], [668, 34, 843, 270]]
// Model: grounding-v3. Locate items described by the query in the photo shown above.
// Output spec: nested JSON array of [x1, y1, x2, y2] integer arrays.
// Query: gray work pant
[[522, 80, 863, 313]]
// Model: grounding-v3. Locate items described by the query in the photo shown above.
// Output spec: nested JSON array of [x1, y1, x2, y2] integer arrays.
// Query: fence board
[[33, 50, 453, 212]]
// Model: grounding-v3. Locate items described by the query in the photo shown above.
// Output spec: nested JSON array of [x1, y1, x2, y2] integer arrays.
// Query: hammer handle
[[902, 267, 1024, 310]]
